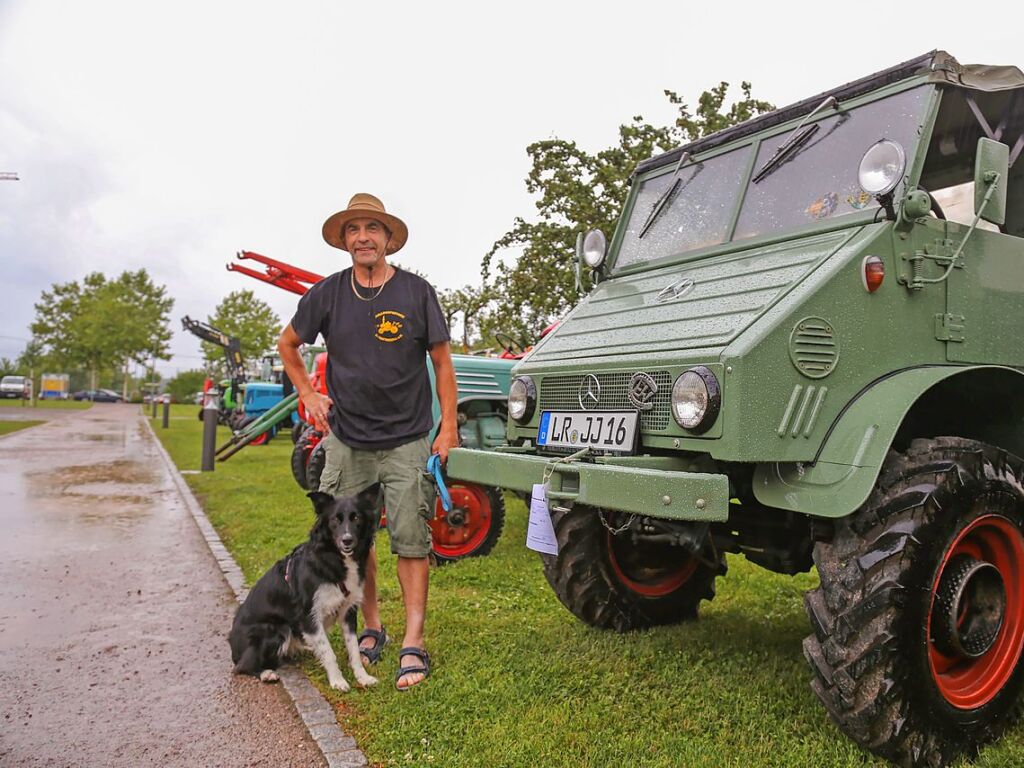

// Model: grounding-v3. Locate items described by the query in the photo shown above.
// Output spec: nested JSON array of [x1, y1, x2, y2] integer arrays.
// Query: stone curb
[[143, 416, 368, 768]]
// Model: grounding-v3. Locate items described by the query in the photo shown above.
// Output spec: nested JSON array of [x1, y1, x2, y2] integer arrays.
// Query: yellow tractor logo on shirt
[[375, 311, 405, 343]]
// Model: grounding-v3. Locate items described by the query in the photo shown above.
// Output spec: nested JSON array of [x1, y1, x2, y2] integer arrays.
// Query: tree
[[105, 270, 174, 399], [32, 273, 114, 389], [30, 270, 173, 392], [165, 369, 207, 404], [481, 82, 774, 339], [201, 290, 281, 377], [0, 357, 15, 376], [438, 284, 494, 351]]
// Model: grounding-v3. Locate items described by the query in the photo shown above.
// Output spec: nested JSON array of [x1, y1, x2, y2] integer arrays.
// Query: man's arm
[[278, 323, 332, 433], [428, 342, 459, 464]]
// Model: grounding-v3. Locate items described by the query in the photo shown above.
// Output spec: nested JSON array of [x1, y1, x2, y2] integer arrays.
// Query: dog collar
[[284, 555, 350, 596]]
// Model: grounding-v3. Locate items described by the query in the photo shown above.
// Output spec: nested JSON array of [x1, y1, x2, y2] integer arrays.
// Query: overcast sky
[[0, 1, 1018, 376]]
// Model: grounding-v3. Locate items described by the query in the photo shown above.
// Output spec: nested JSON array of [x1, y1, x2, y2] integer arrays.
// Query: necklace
[[350, 265, 391, 302]]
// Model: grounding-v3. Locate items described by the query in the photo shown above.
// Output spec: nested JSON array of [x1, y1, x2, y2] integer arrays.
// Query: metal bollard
[[162, 398, 170, 429], [151, 396, 158, 418], [201, 389, 219, 472]]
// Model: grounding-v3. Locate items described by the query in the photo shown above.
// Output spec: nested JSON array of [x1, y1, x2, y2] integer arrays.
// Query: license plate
[[537, 411, 639, 453]]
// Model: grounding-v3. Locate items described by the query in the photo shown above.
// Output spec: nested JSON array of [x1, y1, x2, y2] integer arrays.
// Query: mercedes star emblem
[[656, 275, 695, 303], [578, 374, 601, 410]]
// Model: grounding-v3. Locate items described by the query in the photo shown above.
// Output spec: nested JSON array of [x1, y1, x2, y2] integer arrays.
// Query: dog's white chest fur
[[310, 563, 363, 623]]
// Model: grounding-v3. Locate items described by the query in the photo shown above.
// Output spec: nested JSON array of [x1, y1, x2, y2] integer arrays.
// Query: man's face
[[344, 217, 390, 268]]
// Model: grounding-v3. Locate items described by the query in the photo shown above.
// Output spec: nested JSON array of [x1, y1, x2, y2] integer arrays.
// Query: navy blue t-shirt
[[289, 266, 450, 450]]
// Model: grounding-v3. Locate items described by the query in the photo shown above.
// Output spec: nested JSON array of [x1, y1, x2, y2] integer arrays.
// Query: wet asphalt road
[[0, 405, 326, 767]]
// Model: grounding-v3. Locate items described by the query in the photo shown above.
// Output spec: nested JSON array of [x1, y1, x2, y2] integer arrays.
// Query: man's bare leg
[[358, 548, 384, 662], [396, 555, 429, 689]]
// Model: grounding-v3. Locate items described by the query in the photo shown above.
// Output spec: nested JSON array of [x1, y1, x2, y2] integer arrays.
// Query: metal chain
[[599, 509, 633, 536]]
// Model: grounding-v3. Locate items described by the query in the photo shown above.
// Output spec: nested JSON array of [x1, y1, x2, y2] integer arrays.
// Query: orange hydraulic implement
[[227, 250, 324, 296]]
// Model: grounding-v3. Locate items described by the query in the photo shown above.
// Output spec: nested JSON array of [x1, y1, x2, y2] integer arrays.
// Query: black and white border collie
[[229, 484, 381, 692]]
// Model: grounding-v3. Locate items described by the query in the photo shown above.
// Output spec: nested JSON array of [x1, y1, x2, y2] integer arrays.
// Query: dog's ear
[[355, 482, 382, 512], [307, 491, 333, 515]]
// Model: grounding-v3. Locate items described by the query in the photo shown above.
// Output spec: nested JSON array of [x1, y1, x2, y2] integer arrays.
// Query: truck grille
[[539, 371, 673, 431]]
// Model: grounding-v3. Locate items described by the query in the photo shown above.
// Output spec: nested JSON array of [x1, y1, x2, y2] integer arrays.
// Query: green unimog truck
[[447, 51, 1024, 765]]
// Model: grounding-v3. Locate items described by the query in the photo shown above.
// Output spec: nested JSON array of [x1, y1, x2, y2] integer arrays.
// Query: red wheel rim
[[250, 431, 269, 446], [927, 513, 1024, 709], [606, 532, 697, 597], [429, 483, 491, 558]]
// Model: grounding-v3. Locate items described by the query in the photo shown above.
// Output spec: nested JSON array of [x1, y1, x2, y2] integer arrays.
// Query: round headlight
[[582, 229, 607, 269], [671, 367, 721, 433], [858, 139, 906, 197], [508, 376, 536, 423]]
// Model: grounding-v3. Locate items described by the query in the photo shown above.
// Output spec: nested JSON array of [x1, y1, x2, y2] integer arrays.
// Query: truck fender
[[752, 365, 1024, 518]]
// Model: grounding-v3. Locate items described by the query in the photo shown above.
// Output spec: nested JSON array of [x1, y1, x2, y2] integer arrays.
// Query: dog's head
[[307, 483, 381, 556]]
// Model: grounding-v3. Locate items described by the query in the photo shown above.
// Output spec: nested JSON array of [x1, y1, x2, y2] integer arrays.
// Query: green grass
[[152, 405, 1024, 768], [0, 398, 91, 409], [0, 419, 44, 435]]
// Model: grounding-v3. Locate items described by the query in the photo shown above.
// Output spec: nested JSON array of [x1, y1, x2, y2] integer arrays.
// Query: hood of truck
[[524, 228, 860, 366], [450, 353, 515, 399]]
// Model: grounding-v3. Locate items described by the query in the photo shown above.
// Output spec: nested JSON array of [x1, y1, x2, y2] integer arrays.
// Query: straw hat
[[321, 193, 408, 254]]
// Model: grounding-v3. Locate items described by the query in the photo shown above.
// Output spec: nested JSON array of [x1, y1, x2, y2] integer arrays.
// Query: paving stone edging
[[143, 416, 368, 768]]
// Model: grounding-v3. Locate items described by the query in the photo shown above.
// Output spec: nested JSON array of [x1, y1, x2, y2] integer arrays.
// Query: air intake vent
[[789, 318, 838, 379]]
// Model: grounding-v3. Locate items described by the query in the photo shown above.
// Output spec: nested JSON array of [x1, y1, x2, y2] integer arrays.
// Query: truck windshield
[[614, 85, 930, 270], [616, 145, 751, 269]]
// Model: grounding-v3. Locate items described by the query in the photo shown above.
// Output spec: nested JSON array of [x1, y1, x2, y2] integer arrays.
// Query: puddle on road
[[45, 459, 156, 486], [24, 460, 160, 508]]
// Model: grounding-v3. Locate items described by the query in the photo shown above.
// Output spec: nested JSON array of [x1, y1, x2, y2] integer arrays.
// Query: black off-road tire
[[804, 437, 1024, 767], [290, 420, 307, 444], [290, 428, 321, 491], [430, 484, 506, 565], [541, 504, 725, 632], [305, 439, 327, 492]]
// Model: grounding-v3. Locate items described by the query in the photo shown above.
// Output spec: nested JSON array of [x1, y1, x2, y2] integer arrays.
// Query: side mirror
[[975, 137, 1008, 226]]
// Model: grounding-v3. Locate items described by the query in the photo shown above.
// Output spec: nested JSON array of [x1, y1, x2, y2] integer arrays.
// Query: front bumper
[[447, 447, 729, 522]]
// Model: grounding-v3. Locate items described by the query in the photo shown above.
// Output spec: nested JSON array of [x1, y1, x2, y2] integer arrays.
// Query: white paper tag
[[526, 483, 559, 555]]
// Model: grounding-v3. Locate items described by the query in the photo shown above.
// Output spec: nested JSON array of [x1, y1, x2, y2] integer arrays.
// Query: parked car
[[72, 389, 123, 403], [0, 375, 31, 399]]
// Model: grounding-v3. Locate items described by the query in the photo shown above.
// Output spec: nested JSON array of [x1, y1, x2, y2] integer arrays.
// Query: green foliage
[[30, 270, 173, 389], [165, 369, 207, 403], [201, 290, 281, 375], [0, 357, 16, 376], [438, 284, 494, 351], [481, 83, 774, 339], [15, 339, 44, 373]]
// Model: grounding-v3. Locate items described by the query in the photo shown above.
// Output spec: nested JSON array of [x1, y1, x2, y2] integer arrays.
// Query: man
[[277, 193, 458, 691]]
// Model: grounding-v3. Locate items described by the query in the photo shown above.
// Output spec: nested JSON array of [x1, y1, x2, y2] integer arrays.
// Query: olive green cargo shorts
[[319, 431, 433, 558]]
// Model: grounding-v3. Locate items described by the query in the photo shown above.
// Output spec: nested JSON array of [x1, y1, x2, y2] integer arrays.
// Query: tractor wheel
[[541, 504, 725, 632], [306, 439, 327, 492], [803, 437, 1024, 766], [249, 431, 270, 446], [290, 429, 321, 491], [429, 484, 505, 564], [291, 420, 307, 444]]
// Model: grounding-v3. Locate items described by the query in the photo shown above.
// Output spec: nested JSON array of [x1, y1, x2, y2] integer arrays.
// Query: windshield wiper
[[639, 151, 690, 239], [752, 95, 838, 184]]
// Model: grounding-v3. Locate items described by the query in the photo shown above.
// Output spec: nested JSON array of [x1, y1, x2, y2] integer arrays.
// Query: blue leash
[[426, 453, 451, 512]]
